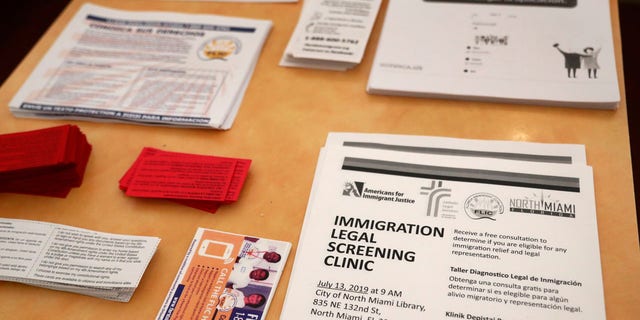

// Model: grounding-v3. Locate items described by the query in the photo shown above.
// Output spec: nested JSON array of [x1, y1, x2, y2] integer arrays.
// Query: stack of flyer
[[119, 148, 251, 213], [281, 132, 605, 319], [0, 218, 160, 302], [9, 3, 272, 129], [0, 125, 92, 198], [367, 0, 619, 109], [156, 228, 291, 320], [280, 0, 382, 71]]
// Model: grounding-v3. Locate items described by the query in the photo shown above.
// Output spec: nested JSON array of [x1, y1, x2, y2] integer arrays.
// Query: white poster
[[367, 0, 619, 108]]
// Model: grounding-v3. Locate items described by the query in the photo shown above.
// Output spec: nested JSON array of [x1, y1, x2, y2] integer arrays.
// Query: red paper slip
[[120, 148, 251, 202], [124, 153, 236, 201], [170, 158, 250, 212], [0, 125, 92, 198], [0, 125, 71, 172]]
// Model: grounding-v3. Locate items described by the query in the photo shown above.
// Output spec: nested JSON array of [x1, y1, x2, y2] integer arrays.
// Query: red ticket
[[0, 125, 71, 172], [0, 125, 92, 198], [120, 148, 251, 212]]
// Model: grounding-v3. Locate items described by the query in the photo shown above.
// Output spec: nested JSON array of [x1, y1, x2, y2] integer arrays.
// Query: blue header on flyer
[[86, 15, 257, 33], [424, 0, 577, 7]]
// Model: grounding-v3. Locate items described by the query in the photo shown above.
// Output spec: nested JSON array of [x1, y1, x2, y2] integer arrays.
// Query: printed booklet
[[367, 0, 620, 109]]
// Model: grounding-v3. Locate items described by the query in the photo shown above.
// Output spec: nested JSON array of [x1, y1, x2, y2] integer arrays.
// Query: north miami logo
[[420, 180, 451, 217]]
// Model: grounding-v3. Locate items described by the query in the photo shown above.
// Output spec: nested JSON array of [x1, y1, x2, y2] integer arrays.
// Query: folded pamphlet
[[156, 228, 291, 320], [0, 218, 160, 302]]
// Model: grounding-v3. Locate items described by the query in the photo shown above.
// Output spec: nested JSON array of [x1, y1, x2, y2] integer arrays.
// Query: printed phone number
[[305, 36, 359, 45]]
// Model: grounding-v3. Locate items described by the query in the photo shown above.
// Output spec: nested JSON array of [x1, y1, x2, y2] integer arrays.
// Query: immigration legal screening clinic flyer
[[281, 140, 604, 320]]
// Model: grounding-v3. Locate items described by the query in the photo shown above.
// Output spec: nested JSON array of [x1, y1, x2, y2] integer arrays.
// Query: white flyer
[[280, 0, 381, 71], [367, 0, 619, 108], [9, 3, 272, 129], [0, 218, 160, 302], [281, 144, 604, 319]]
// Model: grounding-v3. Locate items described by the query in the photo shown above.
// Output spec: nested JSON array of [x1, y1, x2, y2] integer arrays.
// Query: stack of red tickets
[[0, 125, 92, 198], [119, 148, 251, 213]]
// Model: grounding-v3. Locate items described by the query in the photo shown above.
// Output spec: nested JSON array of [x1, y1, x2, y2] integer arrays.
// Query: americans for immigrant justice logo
[[509, 191, 576, 218], [464, 193, 504, 221], [342, 181, 415, 204], [343, 181, 364, 197]]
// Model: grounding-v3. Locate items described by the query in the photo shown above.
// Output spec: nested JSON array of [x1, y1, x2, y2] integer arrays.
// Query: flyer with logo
[[281, 137, 604, 319], [156, 228, 290, 320], [9, 3, 272, 129]]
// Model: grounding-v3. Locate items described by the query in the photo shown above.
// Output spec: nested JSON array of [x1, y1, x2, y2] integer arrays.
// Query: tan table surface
[[1, 0, 638, 319]]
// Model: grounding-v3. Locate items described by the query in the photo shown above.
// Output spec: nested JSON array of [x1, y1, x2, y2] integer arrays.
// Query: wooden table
[[1, 0, 638, 318]]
